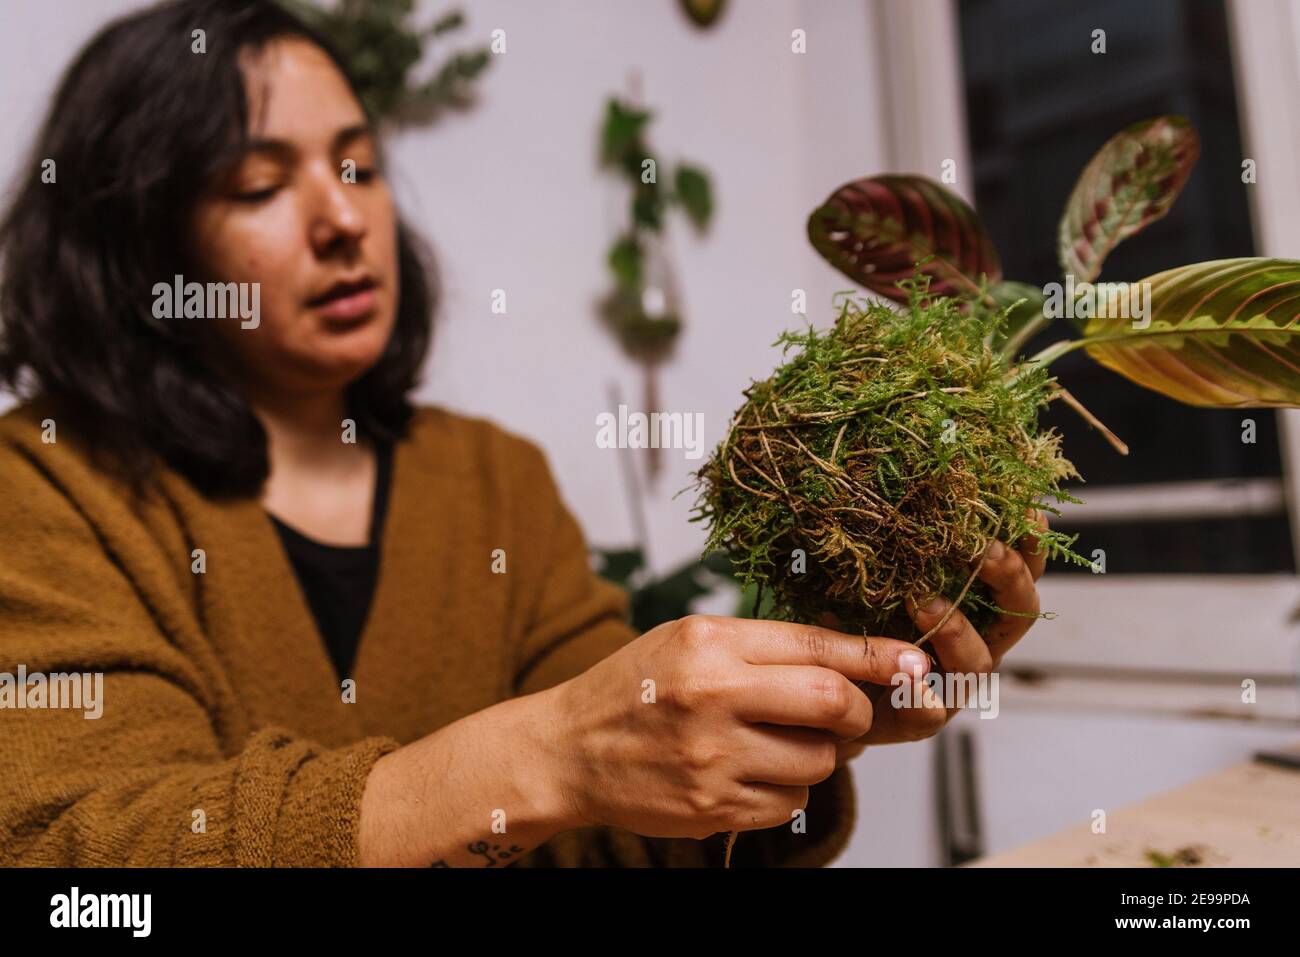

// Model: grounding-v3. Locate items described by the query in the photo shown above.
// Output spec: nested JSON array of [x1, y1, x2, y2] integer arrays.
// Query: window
[[959, 0, 1293, 575]]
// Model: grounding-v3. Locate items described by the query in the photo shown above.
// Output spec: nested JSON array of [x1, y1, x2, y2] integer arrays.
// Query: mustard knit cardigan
[[0, 400, 854, 867]]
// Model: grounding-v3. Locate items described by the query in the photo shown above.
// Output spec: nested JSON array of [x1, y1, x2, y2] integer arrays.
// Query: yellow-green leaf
[[1081, 258, 1300, 407]]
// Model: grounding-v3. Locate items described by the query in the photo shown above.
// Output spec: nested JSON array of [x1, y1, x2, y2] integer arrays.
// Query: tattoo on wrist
[[467, 841, 525, 867]]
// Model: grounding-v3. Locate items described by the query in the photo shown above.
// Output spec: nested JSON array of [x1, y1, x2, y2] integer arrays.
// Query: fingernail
[[898, 650, 928, 680], [986, 540, 1007, 560], [920, 595, 948, 614]]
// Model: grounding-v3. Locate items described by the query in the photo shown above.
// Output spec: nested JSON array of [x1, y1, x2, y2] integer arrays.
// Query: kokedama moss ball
[[693, 282, 1087, 642]]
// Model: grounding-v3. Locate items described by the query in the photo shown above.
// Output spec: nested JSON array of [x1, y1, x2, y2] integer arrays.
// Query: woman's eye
[[233, 185, 280, 203], [354, 167, 377, 183]]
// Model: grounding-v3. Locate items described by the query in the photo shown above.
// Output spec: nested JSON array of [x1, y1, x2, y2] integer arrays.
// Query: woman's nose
[[307, 170, 367, 253]]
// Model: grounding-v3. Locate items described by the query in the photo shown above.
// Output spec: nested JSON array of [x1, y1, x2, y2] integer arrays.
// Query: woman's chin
[[294, 342, 389, 388], [312, 319, 392, 367]]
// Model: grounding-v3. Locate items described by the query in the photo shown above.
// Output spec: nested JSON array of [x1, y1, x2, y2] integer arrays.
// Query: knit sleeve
[[506, 440, 856, 867], [0, 443, 401, 867]]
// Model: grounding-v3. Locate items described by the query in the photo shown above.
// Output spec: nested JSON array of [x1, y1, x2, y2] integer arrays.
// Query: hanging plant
[[598, 97, 714, 358], [597, 95, 714, 476], [693, 115, 1300, 642]]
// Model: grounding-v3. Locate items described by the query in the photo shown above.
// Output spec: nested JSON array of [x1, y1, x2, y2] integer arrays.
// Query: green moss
[[691, 277, 1090, 642]]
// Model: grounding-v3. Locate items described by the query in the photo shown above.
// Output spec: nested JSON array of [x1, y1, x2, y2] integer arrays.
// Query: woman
[[0, 0, 1046, 867]]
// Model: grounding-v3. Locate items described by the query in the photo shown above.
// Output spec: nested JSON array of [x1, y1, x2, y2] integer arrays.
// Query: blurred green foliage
[[282, 0, 490, 124], [591, 547, 772, 633], [597, 98, 714, 362]]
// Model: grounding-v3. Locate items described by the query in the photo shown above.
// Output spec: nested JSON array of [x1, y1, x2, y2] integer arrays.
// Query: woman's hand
[[548, 614, 932, 840], [832, 510, 1050, 764]]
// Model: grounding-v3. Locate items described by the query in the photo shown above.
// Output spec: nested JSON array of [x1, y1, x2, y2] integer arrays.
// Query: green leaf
[[608, 235, 642, 289], [632, 186, 663, 232], [734, 580, 776, 619], [673, 164, 713, 229], [430, 10, 464, 36], [601, 99, 653, 166], [1058, 115, 1200, 284], [590, 548, 646, 588], [1080, 258, 1300, 407], [630, 561, 720, 632], [593, 549, 733, 632], [418, 50, 490, 107], [807, 175, 1001, 302]]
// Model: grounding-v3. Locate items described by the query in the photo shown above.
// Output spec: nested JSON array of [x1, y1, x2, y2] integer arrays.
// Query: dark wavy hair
[[0, 0, 436, 498]]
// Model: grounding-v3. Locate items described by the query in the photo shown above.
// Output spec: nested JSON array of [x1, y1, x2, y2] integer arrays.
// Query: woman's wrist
[[357, 686, 585, 866], [505, 682, 590, 835]]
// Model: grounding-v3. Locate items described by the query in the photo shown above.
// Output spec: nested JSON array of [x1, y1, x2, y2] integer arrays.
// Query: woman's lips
[[312, 286, 377, 323]]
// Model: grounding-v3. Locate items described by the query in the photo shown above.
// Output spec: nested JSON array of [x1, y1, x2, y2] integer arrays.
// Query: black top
[[268, 442, 394, 680]]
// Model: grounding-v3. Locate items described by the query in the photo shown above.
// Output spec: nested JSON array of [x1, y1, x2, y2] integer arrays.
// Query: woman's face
[[190, 36, 399, 397]]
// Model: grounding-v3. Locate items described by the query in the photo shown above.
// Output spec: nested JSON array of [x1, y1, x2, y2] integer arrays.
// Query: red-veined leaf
[[1058, 116, 1199, 284], [807, 175, 1001, 302]]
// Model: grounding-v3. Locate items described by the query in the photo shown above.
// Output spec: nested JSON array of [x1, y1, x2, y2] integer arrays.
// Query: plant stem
[[1056, 387, 1129, 455], [1022, 336, 1093, 369], [999, 309, 1053, 361], [1006, 338, 1129, 455]]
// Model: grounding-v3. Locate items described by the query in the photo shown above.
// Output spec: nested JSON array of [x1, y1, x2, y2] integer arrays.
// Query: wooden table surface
[[970, 756, 1300, 867]]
